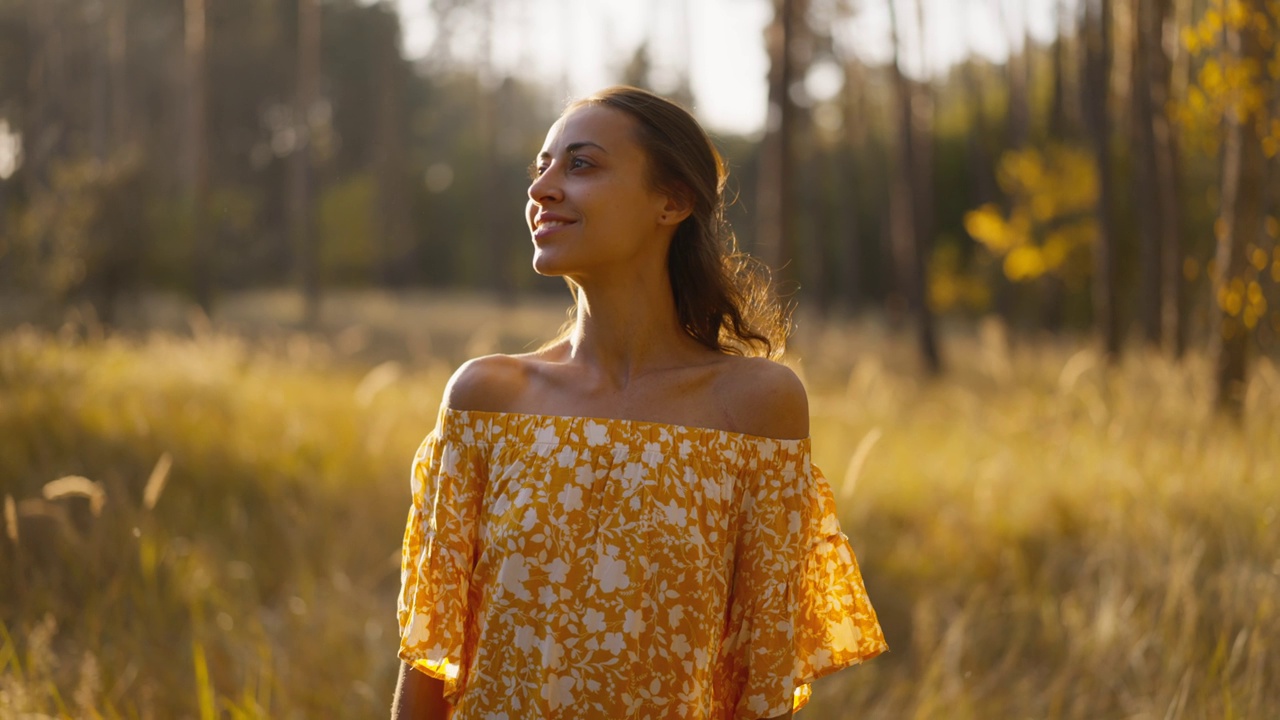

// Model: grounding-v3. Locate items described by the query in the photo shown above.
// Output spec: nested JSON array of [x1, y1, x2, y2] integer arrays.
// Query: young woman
[[391, 86, 886, 720]]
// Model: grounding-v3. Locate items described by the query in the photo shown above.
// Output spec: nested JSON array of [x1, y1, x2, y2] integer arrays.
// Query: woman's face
[[526, 104, 676, 280]]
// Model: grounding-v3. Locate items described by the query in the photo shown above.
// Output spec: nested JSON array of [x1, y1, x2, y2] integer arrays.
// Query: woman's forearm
[[391, 662, 453, 720]]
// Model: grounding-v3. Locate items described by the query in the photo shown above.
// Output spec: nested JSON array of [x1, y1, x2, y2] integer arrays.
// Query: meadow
[[2, 290, 1277, 719]]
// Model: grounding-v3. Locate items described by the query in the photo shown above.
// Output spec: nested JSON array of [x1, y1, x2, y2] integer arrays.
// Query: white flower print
[[514, 624, 536, 652], [661, 500, 688, 528], [540, 673, 575, 711], [601, 632, 626, 654], [583, 608, 606, 634], [499, 553, 532, 601], [546, 557, 570, 584], [671, 634, 692, 656], [592, 553, 630, 593], [623, 609, 644, 636], [539, 636, 565, 670], [442, 445, 460, 476], [808, 648, 833, 670], [668, 605, 685, 626], [583, 420, 608, 446], [555, 444, 577, 468], [557, 484, 584, 513], [533, 425, 560, 454], [830, 616, 863, 654], [406, 611, 431, 645], [514, 486, 534, 507], [520, 506, 538, 531]]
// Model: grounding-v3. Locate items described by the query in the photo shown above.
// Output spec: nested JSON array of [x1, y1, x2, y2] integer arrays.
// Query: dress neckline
[[440, 407, 811, 445]]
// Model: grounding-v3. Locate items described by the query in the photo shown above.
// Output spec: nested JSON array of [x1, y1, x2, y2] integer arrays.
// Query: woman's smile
[[531, 211, 578, 241]]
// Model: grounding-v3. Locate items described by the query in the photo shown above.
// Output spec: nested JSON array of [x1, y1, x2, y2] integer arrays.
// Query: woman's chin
[[531, 251, 571, 278]]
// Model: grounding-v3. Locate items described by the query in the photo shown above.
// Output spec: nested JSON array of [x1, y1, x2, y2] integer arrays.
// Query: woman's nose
[[527, 166, 563, 204]]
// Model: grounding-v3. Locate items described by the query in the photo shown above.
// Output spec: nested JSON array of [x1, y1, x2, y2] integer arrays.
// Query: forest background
[[1, 0, 1278, 717]]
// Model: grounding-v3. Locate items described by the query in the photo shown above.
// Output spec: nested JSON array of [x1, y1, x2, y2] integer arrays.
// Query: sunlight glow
[[396, 0, 1061, 136]]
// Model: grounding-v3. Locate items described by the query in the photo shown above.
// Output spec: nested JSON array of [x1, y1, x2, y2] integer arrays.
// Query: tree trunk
[[1132, 0, 1163, 346], [1082, 0, 1121, 360], [999, 0, 1031, 148], [184, 0, 212, 314], [291, 0, 322, 326], [1211, 0, 1267, 417], [1049, 0, 1079, 139], [374, 9, 411, 286], [1152, 0, 1186, 357], [108, 0, 130, 151], [24, 0, 58, 193], [889, 0, 942, 375], [839, 59, 868, 310], [756, 0, 797, 279]]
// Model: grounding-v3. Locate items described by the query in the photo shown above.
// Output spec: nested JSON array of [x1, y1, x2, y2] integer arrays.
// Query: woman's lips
[[533, 216, 576, 240]]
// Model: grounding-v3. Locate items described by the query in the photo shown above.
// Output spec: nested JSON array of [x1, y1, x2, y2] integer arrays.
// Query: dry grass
[[1, 293, 1277, 719]]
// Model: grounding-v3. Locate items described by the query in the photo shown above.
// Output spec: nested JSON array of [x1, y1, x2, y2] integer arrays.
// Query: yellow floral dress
[[398, 409, 886, 719]]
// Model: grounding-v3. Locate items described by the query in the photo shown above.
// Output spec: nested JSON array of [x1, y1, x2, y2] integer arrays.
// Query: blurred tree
[[1132, 0, 1164, 347], [1202, 0, 1272, 415], [1151, 0, 1186, 356], [184, 0, 212, 313], [999, 0, 1032, 150], [1082, 0, 1121, 360], [757, 0, 801, 283], [372, 5, 413, 286], [888, 0, 943, 374], [291, 0, 322, 326]]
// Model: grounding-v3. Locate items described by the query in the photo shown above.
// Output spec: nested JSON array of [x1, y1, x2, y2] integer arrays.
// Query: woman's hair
[[562, 86, 790, 359]]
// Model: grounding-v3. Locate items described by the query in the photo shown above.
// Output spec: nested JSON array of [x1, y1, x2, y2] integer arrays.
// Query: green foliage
[[319, 173, 376, 285], [7, 152, 148, 307]]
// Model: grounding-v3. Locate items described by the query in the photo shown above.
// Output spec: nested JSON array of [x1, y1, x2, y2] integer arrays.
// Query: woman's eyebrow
[[537, 141, 609, 161]]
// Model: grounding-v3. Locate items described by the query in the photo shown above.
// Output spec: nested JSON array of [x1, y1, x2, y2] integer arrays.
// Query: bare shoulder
[[441, 354, 532, 413], [713, 355, 810, 440]]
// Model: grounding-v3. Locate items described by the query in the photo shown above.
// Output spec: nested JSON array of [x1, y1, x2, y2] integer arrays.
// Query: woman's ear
[[658, 188, 694, 227]]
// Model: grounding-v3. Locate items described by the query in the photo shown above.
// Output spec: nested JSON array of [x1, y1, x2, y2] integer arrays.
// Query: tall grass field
[[2, 291, 1278, 719]]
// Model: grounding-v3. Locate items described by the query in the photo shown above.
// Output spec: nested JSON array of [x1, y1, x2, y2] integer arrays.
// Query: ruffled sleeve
[[397, 409, 487, 701], [720, 439, 887, 719]]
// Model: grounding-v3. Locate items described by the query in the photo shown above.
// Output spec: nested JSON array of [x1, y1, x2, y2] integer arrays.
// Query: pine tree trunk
[[1133, 0, 1163, 346], [374, 10, 411, 286], [1151, 0, 1186, 357], [291, 0, 322, 326], [1211, 0, 1267, 417], [184, 0, 212, 315], [889, 0, 942, 375], [756, 0, 796, 279], [1083, 0, 1121, 360]]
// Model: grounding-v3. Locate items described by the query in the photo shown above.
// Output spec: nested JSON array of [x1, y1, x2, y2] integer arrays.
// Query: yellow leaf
[[1005, 246, 1046, 282], [964, 205, 1015, 253]]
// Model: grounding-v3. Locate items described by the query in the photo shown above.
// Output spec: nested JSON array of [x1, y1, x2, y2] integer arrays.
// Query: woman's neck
[[564, 271, 708, 391]]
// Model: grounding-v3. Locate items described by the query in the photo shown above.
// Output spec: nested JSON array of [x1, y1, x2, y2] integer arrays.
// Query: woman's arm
[[390, 662, 453, 720]]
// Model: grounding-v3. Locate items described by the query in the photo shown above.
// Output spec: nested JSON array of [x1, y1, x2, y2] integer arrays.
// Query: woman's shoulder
[[712, 355, 809, 441], [440, 353, 536, 414]]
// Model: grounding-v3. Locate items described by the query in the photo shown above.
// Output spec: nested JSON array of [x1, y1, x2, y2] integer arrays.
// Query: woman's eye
[[569, 156, 591, 170], [527, 162, 547, 180]]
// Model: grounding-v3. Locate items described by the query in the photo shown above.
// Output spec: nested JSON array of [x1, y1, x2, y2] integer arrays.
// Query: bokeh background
[[1, 0, 1278, 717]]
